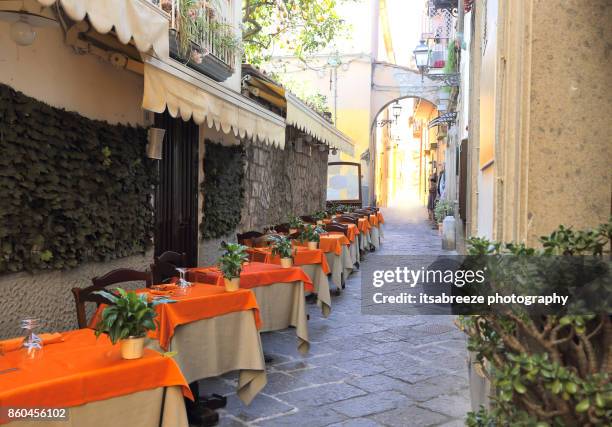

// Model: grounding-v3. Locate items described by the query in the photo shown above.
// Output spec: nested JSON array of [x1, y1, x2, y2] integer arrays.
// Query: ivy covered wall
[[0, 84, 157, 274], [200, 141, 245, 239]]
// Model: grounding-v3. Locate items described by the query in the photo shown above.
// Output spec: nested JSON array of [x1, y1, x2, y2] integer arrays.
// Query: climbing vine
[[0, 84, 157, 273], [200, 141, 245, 239]]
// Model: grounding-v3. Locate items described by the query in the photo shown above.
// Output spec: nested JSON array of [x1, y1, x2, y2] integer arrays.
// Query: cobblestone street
[[203, 205, 471, 426]]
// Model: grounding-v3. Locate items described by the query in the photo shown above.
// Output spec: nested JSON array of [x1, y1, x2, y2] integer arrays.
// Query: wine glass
[[175, 267, 192, 289], [20, 318, 43, 361]]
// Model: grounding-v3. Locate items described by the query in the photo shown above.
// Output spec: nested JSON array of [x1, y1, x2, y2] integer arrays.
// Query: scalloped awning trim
[[143, 62, 286, 148], [37, 0, 169, 59]]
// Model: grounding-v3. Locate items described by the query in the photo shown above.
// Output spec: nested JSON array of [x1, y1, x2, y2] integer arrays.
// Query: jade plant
[[267, 235, 294, 259], [217, 241, 249, 279], [461, 218, 612, 427], [93, 288, 172, 345], [299, 224, 325, 243], [434, 199, 454, 223]]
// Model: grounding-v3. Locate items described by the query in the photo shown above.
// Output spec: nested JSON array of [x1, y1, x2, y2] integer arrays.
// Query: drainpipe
[[457, 0, 465, 47]]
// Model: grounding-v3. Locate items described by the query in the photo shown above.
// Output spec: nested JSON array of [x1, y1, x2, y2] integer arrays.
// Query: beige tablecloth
[[300, 264, 331, 317], [325, 245, 354, 289], [148, 310, 266, 405], [349, 240, 360, 265], [370, 225, 381, 250], [9, 386, 187, 427], [250, 281, 310, 354]]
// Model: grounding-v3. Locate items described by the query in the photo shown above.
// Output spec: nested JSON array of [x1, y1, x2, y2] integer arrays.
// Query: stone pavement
[[201, 205, 470, 426]]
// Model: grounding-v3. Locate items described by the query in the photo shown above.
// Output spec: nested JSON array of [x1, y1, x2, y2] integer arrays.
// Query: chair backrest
[[324, 223, 349, 237], [249, 251, 269, 263], [274, 223, 290, 233], [300, 215, 316, 224], [150, 261, 180, 285], [72, 268, 152, 329], [237, 231, 264, 245], [336, 215, 359, 225], [156, 251, 187, 268]]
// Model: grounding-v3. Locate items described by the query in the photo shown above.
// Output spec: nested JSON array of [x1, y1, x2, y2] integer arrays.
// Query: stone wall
[[240, 138, 329, 231], [197, 136, 329, 264], [0, 251, 153, 339]]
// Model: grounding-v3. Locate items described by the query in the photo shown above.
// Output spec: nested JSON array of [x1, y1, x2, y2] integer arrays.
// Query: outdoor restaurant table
[[0, 328, 191, 427], [247, 247, 331, 317], [357, 217, 373, 251], [368, 214, 381, 250], [318, 233, 354, 289], [143, 284, 266, 405], [188, 263, 311, 354]]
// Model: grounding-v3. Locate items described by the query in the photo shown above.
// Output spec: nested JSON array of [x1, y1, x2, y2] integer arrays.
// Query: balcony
[[147, 0, 238, 82]]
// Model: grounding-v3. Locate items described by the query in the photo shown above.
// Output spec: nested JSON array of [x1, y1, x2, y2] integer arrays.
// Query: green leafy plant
[[217, 241, 249, 279], [434, 199, 454, 223], [0, 84, 156, 274], [287, 215, 304, 230], [461, 218, 612, 426], [200, 141, 245, 239], [267, 234, 294, 259], [176, 0, 242, 64], [313, 210, 327, 221], [299, 224, 325, 243], [93, 288, 171, 345]]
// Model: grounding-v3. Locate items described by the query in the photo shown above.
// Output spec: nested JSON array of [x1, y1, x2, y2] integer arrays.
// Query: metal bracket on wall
[[427, 73, 461, 87]]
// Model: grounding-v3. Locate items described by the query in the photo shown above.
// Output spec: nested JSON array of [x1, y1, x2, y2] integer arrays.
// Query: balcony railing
[[147, 0, 237, 80]]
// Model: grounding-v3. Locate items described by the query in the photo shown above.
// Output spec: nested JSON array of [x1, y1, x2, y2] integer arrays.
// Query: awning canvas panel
[[37, 0, 169, 59], [143, 63, 286, 148], [286, 93, 354, 156]]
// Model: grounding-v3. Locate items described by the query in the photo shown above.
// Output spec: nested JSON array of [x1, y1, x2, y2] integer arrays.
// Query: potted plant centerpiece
[[268, 234, 294, 268], [300, 224, 325, 250], [94, 288, 170, 360], [218, 242, 249, 292], [313, 210, 327, 225], [287, 216, 304, 234]]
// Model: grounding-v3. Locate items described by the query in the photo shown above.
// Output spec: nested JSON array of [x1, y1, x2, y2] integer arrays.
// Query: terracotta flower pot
[[121, 336, 145, 360], [307, 241, 318, 250], [224, 277, 240, 292], [280, 257, 293, 268]]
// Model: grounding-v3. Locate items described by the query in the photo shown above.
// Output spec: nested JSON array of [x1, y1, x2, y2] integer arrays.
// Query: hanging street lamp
[[413, 40, 430, 80]]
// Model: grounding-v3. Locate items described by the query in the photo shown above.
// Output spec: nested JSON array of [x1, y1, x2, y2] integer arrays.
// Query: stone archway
[[367, 62, 445, 204]]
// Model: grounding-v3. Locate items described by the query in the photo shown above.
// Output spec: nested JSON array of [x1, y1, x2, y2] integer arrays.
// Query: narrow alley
[[205, 206, 470, 426]]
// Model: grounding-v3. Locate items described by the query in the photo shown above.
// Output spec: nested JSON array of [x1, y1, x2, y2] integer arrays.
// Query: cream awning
[[143, 61, 286, 148], [37, 0, 169, 59], [286, 93, 354, 156]]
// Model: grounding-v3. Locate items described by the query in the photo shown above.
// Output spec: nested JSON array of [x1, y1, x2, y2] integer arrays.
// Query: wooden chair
[[300, 215, 316, 224], [155, 251, 187, 268], [237, 231, 264, 245], [324, 223, 349, 237], [249, 250, 269, 263], [72, 268, 152, 329], [150, 261, 181, 285], [274, 223, 290, 233], [336, 215, 359, 226]]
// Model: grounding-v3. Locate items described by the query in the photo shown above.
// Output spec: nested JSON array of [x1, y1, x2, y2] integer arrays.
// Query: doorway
[[154, 111, 199, 266]]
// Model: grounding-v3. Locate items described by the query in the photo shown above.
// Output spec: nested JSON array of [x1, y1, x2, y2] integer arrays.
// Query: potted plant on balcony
[[217, 242, 249, 292], [93, 289, 170, 360], [268, 235, 294, 268], [300, 224, 325, 250], [288, 216, 304, 234]]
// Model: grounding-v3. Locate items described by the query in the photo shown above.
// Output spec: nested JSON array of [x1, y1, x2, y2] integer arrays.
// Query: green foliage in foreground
[[462, 219, 612, 426], [217, 242, 249, 279]]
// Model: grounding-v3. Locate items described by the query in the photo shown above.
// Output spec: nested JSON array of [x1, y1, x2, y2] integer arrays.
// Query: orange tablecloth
[[0, 328, 192, 418], [377, 211, 385, 224], [248, 247, 330, 274], [358, 217, 372, 233], [151, 285, 261, 350], [188, 262, 314, 293], [318, 233, 350, 255], [369, 214, 379, 226], [345, 223, 359, 241]]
